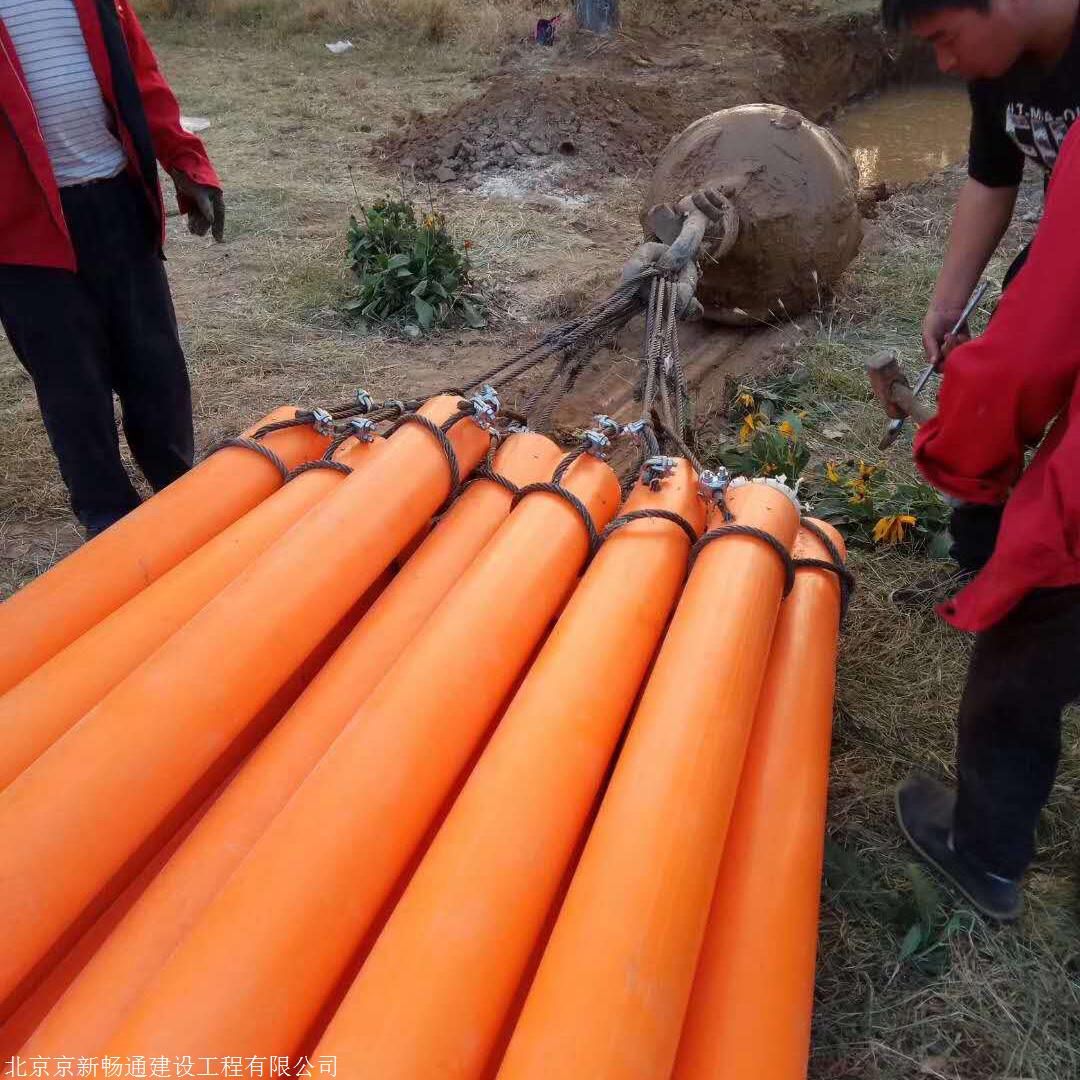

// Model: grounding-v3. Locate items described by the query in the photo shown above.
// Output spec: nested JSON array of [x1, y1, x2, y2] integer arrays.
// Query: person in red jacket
[[0, 0, 223, 536], [870, 118, 1080, 922]]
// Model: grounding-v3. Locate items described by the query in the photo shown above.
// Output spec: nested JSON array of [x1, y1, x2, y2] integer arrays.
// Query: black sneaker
[[890, 568, 974, 610], [895, 773, 1023, 923]]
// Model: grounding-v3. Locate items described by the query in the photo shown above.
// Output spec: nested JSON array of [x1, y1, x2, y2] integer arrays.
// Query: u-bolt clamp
[[592, 414, 621, 440], [642, 455, 677, 491], [622, 419, 649, 442], [354, 389, 375, 413], [311, 407, 335, 437], [467, 384, 501, 432], [697, 467, 731, 505], [581, 429, 612, 459], [348, 417, 377, 443], [581, 414, 621, 459]]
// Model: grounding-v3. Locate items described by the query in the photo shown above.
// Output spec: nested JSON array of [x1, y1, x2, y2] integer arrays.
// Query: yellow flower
[[846, 477, 868, 504], [857, 460, 881, 481], [825, 461, 842, 485], [739, 411, 765, 443], [735, 392, 756, 409], [872, 513, 917, 544], [778, 420, 795, 441]]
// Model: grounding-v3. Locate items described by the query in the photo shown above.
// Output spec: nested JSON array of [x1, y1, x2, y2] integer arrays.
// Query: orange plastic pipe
[[497, 479, 801, 1080], [0, 396, 489, 1015], [101, 452, 621, 1065], [672, 521, 846, 1080], [19, 432, 563, 1061], [314, 460, 706, 1079], [0, 438, 385, 792], [0, 407, 328, 697]]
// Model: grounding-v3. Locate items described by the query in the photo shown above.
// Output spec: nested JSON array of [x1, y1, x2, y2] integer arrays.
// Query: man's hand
[[169, 170, 225, 242], [922, 303, 970, 370]]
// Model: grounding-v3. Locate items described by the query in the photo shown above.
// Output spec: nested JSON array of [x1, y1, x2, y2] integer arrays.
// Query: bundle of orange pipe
[[17, 431, 563, 1062], [0, 407, 329, 697], [98, 452, 619, 1065], [672, 521, 846, 1080], [0, 395, 489, 1019], [498, 478, 801, 1080], [0, 395, 850, 1080]]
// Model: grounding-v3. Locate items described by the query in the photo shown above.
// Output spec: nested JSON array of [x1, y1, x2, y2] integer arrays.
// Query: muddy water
[[833, 84, 971, 186]]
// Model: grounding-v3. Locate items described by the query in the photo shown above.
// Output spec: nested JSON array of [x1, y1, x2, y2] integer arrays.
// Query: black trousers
[[954, 586, 1080, 879], [0, 175, 193, 535]]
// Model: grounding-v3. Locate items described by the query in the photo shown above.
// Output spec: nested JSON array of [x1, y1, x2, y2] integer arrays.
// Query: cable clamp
[[581, 415, 620, 459], [467, 385, 502, 431], [311, 407, 335, 437], [697, 467, 731, 505], [348, 417, 377, 443], [642, 455, 677, 490]]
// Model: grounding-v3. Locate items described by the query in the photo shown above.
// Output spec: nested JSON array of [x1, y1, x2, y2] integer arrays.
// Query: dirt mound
[[382, 73, 695, 189]]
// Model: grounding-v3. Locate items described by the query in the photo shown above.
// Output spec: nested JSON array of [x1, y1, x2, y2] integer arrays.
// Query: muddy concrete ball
[[644, 103, 862, 326]]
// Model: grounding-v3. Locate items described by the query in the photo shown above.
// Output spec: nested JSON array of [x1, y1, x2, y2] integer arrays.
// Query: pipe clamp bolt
[[311, 408, 335, 437], [698, 468, 731, 504], [642, 455, 677, 490], [468, 385, 502, 431], [348, 418, 376, 443]]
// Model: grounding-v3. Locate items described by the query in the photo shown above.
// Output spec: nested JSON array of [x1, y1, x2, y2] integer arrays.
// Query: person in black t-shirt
[[882, 0, 1080, 605]]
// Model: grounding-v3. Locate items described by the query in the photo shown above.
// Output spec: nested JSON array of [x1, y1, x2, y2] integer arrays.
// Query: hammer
[[878, 280, 991, 450]]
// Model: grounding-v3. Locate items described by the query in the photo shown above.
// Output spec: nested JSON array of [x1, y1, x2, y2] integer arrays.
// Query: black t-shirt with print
[[968, 17, 1080, 187]]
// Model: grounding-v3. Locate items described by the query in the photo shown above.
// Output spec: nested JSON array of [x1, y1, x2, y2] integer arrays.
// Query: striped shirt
[[0, 0, 127, 186]]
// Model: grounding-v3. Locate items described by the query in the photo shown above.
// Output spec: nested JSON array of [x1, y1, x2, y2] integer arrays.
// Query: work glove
[[169, 169, 226, 242]]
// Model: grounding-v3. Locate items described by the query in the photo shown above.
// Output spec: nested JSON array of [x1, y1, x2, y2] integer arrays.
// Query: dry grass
[[134, 0, 537, 52]]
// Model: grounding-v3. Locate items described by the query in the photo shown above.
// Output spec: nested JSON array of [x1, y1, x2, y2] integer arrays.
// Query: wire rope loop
[[384, 412, 465, 514], [456, 455, 522, 500], [205, 436, 289, 482], [250, 415, 312, 441], [284, 459, 353, 483], [793, 518, 856, 621], [552, 446, 587, 486], [688, 523, 797, 597], [593, 508, 699, 558], [512, 480, 600, 553]]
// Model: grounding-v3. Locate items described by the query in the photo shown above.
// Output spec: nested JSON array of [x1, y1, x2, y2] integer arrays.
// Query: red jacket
[[914, 122, 1080, 632], [0, 0, 219, 272]]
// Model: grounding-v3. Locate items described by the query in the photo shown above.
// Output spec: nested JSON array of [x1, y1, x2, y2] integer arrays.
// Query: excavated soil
[[383, 6, 933, 193]]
